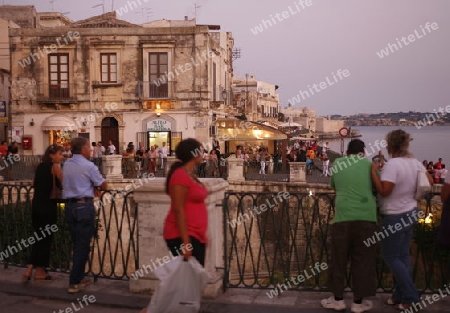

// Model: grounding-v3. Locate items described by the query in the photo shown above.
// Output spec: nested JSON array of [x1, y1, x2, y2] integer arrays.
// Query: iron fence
[[0, 184, 138, 280], [244, 161, 330, 184], [223, 191, 449, 293]]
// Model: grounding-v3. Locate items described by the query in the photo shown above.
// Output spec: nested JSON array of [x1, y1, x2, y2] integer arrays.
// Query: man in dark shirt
[[297, 150, 307, 162]]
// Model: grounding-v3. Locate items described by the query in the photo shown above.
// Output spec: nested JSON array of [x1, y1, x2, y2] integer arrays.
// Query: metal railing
[[0, 155, 41, 181], [122, 157, 229, 179], [36, 83, 77, 101], [138, 81, 175, 99], [244, 161, 330, 184], [0, 184, 138, 280], [223, 191, 449, 292]]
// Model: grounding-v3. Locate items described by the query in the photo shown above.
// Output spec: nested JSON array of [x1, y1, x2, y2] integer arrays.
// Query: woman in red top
[[163, 138, 208, 266]]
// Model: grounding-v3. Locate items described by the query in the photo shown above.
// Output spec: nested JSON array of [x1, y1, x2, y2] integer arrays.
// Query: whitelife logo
[[363, 210, 425, 247], [266, 262, 328, 299], [376, 22, 439, 59], [250, 0, 313, 35], [0, 224, 58, 260], [18, 32, 80, 68]]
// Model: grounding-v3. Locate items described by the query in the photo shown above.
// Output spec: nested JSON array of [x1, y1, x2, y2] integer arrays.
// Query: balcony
[[138, 81, 175, 99], [36, 83, 77, 103]]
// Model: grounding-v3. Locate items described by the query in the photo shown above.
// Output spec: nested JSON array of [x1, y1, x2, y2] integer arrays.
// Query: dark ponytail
[[165, 138, 202, 194]]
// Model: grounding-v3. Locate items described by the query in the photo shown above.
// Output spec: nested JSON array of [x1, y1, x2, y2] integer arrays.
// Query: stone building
[[232, 74, 280, 122], [0, 17, 20, 141], [6, 6, 234, 155], [281, 106, 344, 137]]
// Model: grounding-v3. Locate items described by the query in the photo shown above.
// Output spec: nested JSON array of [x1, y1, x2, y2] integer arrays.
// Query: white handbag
[[415, 164, 432, 200]]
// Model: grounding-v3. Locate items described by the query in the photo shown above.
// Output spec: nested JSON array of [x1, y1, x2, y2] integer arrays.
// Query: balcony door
[[149, 52, 168, 98], [48, 54, 69, 99]]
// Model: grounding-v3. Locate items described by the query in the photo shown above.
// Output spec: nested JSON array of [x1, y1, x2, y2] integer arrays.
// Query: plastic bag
[[415, 168, 432, 200], [146, 256, 209, 313]]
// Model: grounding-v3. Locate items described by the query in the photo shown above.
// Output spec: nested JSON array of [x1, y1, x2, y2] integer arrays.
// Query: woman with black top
[[22, 144, 64, 282]]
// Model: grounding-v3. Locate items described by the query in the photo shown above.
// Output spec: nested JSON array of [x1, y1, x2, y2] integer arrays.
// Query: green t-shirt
[[330, 155, 377, 223]]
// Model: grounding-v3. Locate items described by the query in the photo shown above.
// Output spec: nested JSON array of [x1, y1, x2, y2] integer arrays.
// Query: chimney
[[184, 16, 188, 20]]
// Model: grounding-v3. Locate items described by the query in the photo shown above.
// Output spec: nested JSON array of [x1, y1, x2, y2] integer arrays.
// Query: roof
[[72, 11, 140, 28], [213, 118, 287, 141]]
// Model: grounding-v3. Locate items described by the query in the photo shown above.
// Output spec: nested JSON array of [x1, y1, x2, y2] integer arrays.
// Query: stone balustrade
[[226, 157, 245, 182], [288, 162, 306, 182], [129, 177, 229, 298], [101, 155, 123, 180]]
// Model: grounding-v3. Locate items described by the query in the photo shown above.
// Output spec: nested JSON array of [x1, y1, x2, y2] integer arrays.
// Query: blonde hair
[[386, 129, 412, 158]]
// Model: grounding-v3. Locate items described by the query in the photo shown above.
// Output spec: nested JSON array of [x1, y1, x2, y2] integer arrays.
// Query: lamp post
[[245, 74, 249, 114]]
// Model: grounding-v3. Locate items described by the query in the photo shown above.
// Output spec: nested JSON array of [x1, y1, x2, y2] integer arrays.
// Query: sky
[[9, 0, 450, 116]]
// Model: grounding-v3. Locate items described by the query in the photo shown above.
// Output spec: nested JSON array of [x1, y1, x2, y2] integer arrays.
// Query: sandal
[[394, 303, 412, 311], [34, 275, 54, 282]]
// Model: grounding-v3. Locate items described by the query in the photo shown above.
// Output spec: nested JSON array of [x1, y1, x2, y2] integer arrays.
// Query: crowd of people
[[231, 139, 330, 176], [16, 132, 448, 311], [423, 157, 447, 184], [0, 140, 20, 180]]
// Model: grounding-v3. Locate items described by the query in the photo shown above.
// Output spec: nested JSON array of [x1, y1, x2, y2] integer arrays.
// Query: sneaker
[[351, 300, 373, 313], [67, 283, 86, 293], [321, 296, 346, 311]]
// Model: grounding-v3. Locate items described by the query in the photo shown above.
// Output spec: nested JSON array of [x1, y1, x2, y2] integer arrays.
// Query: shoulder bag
[[415, 162, 432, 201]]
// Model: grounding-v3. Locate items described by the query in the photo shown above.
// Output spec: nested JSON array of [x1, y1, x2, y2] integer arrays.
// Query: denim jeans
[[381, 208, 420, 304], [65, 202, 95, 285]]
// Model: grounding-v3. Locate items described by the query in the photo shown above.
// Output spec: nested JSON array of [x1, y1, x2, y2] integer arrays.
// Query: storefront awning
[[41, 115, 76, 132], [213, 118, 287, 141]]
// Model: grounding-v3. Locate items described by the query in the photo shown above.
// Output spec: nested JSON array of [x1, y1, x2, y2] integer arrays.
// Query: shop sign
[[147, 119, 171, 131]]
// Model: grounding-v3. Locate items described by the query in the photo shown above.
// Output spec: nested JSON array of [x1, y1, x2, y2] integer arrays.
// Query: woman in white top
[[371, 130, 433, 310]]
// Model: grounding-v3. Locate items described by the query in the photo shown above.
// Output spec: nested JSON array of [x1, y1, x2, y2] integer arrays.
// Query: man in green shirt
[[321, 139, 377, 313]]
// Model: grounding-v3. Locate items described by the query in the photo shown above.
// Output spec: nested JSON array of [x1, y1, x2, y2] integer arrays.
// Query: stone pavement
[[0, 266, 449, 312]]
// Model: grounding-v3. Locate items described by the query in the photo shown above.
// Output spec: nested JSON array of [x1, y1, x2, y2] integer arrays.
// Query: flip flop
[[385, 297, 400, 305], [34, 275, 53, 282]]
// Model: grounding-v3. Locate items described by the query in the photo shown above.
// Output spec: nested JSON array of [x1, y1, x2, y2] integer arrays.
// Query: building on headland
[[4, 6, 235, 155], [281, 106, 344, 138], [231, 74, 280, 122]]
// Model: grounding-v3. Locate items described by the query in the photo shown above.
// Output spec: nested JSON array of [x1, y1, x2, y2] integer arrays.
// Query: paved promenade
[[1, 266, 449, 312]]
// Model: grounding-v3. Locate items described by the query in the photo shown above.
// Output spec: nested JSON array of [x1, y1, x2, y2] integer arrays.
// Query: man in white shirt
[[322, 141, 329, 154], [107, 140, 116, 155], [159, 142, 168, 170], [440, 164, 447, 184]]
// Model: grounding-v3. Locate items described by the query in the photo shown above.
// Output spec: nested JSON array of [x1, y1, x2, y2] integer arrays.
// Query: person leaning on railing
[[22, 143, 64, 283], [63, 137, 108, 294], [371, 129, 433, 311], [321, 139, 377, 312]]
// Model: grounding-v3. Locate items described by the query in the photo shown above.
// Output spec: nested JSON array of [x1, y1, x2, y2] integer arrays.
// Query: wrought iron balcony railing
[[138, 81, 175, 99], [36, 83, 77, 102]]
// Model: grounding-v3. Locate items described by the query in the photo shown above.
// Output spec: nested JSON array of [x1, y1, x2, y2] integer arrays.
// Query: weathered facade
[[7, 8, 234, 154], [0, 17, 20, 141], [232, 75, 280, 122]]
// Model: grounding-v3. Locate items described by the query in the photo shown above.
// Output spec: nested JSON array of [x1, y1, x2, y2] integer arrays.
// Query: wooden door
[[101, 117, 119, 153]]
